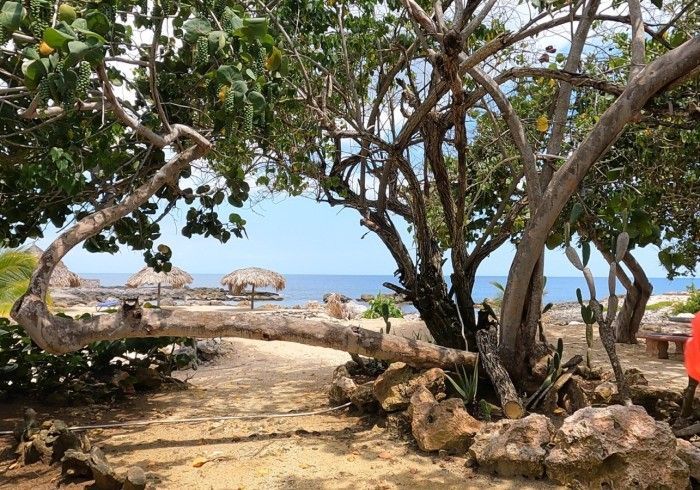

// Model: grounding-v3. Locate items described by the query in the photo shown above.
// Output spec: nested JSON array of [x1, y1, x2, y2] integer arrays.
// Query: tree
[[259, 0, 700, 376], [3, 0, 700, 389], [1, 0, 479, 371]]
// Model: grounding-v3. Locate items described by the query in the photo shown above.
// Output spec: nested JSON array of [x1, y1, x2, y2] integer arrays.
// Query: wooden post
[[251, 284, 255, 310], [157, 282, 161, 308], [475, 328, 524, 419]]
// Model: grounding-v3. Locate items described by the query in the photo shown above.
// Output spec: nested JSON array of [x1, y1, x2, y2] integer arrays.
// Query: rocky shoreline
[[50, 286, 283, 308]]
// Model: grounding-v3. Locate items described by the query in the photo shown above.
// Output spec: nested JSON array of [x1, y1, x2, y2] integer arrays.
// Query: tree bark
[[475, 328, 524, 419], [12, 294, 477, 370], [615, 253, 653, 343]]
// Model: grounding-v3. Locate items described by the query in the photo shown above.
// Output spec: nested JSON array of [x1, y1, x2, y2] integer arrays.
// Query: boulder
[[385, 410, 412, 439], [469, 414, 554, 478], [677, 438, 700, 483], [323, 293, 351, 303], [329, 376, 358, 405], [545, 405, 689, 488], [373, 362, 445, 412], [20, 419, 84, 465], [349, 381, 378, 413], [89, 447, 122, 490], [61, 449, 92, 478], [410, 387, 481, 453], [122, 466, 147, 490]]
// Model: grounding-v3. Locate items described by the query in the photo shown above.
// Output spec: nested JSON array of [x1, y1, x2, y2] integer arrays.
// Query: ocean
[[79, 273, 696, 308]]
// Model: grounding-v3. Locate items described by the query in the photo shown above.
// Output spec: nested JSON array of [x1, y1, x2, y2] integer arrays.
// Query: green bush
[[0, 317, 194, 404], [673, 284, 700, 315], [362, 295, 403, 319]]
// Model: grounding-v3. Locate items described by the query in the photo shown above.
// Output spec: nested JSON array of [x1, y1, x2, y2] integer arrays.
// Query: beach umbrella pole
[[157, 282, 161, 308], [251, 284, 255, 310]]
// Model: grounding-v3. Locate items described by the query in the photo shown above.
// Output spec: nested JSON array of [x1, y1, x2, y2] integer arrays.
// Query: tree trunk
[[411, 269, 471, 350], [11, 293, 477, 370], [615, 253, 653, 344], [475, 328, 524, 419]]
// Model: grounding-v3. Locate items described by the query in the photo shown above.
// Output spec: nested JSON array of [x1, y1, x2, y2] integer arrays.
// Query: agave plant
[[445, 356, 479, 405], [0, 248, 36, 316]]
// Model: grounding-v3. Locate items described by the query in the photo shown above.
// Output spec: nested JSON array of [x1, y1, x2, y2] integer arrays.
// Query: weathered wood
[[12, 293, 477, 370], [681, 377, 699, 419], [475, 328, 524, 419]]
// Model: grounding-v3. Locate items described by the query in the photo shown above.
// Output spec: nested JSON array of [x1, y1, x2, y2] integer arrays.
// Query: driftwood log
[[12, 293, 477, 370], [475, 328, 524, 419]]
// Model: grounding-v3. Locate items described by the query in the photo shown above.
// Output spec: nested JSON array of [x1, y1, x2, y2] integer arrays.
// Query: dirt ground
[[0, 297, 694, 489]]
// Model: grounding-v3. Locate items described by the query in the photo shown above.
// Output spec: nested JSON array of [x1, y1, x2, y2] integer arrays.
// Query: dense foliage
[[0, 0, 287, 269], [0, 317, 193, 403]]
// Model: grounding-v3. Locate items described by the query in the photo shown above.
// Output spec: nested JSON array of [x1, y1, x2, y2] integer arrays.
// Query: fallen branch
[[475, 327, 524, 419], [11, 295, 477, 370]]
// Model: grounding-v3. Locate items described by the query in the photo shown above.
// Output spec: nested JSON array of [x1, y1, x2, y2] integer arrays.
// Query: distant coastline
[[74, 273, 696, 307]]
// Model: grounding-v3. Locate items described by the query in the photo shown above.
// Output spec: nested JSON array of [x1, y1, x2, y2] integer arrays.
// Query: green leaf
[[241, 18, 268, 39], [43, 27, 75, 50], [24, 59, 49, 82], [650, 0, 662, 8], [209, 30, 227, 51], [85, 11, 110, 36], [183, 17, 212, 41], [246, 90, 265, 111], [230, 80, 248, 96], [569, 202, 583, 225], [0, 1, 23, 30]]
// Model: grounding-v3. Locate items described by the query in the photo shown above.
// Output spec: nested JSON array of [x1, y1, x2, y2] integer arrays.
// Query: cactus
[[585, 322, 593, 369], [565, 245, 584, 271], [0, 25, 8, 45]]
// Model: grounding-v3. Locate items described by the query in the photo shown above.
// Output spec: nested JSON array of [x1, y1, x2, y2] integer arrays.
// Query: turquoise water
[[80, 273, 696, 307]]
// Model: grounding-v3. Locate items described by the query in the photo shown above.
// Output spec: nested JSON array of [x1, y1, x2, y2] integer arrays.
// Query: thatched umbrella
[[126, 266, 193, 307], [28, 244, 82, 287], [220, 267, 285, 309]]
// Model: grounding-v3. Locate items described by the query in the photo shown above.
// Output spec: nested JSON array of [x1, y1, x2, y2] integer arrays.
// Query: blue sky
[[34, 195, 678, 278]]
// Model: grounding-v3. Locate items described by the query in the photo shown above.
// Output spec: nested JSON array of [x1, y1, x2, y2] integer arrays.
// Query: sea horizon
[[77, 272, 697, 307]]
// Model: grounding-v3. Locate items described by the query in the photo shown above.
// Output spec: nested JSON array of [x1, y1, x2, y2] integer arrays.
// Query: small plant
[[362, 294, 403, 333], [445, 357, 479, 406], [478, 398, 492, 421], [673, 284, 700, 315]]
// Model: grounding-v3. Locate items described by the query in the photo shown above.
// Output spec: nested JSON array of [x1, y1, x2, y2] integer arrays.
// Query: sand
[[0, 294, 694, 489]]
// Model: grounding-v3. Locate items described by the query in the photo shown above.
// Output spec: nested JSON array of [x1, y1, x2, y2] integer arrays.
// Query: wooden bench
[[638, 332, 689, 359]]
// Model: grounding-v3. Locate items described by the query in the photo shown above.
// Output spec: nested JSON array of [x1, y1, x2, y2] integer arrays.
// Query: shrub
[[673, 284, 700, 315], [362, 295, 403, 319], [0, 317, 194, 404]]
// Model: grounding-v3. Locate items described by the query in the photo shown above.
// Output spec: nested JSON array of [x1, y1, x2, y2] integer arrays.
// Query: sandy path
[[1, 301, 693, 489], [1, 329, 556, 489]]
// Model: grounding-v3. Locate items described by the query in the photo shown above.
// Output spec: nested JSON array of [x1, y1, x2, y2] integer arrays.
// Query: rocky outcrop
[[373, 362, 445, 412], [469, 414, 554, 478], [545, 405, 689, 488], [50, 286, 281, 308], [18, 419, 86, 466], [409, 387, 481, 453]]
